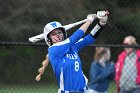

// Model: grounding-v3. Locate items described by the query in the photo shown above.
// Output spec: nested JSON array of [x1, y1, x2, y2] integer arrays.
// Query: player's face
[[49, 29, 64, 44]]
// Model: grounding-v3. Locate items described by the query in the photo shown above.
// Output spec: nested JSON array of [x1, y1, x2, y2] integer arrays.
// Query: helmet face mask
[[44, 21, 67, 46]]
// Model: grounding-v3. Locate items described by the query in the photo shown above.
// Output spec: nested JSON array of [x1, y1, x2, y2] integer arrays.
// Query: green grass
[[0, 81, 117, 93], [109, 81, 117, 93], [0, 83, 58, 93]]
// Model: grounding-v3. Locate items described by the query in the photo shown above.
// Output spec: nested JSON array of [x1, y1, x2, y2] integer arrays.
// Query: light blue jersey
[[48, 29, 94, 92]]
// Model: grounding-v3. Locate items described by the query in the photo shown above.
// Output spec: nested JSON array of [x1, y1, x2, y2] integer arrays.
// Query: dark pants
[[119, 88, 140, 93]]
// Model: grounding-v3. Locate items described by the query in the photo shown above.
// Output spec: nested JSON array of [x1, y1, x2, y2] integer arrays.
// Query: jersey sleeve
[[48, 29, 84, 57], [74, 34, 95, 51]]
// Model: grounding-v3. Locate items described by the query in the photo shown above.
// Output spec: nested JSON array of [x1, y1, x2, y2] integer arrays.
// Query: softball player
[[43, 11, 108, 93]]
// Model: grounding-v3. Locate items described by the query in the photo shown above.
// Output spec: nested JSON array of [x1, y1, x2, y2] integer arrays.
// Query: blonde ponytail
[[35, 54, 49, 81]]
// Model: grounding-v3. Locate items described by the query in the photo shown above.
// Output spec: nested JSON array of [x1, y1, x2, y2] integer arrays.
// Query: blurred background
[[0, 0, 140, 93]]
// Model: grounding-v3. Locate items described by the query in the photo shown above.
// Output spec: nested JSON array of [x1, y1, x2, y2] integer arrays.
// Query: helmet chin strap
[[62, 35, 65, 41], [47, 38, 52, 46]]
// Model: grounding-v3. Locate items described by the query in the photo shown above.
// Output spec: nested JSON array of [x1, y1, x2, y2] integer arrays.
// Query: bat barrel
[[29, 34, 44, 43], [29, 19, 88, 43]]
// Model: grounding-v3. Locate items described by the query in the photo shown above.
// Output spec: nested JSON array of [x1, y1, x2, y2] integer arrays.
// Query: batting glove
[[87, 14, 96, 23], [97, 11, 109, 26]]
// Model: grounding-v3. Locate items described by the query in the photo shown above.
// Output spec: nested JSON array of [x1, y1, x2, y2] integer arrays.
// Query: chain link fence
[[0, 0, 140, 93]]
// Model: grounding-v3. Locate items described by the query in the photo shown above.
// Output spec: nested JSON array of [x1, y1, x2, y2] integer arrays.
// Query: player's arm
[[69, 14, 96, 45], [74, 35, 94, 51], [74, 11, 109, 51], [90, 11, 108, 38]]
